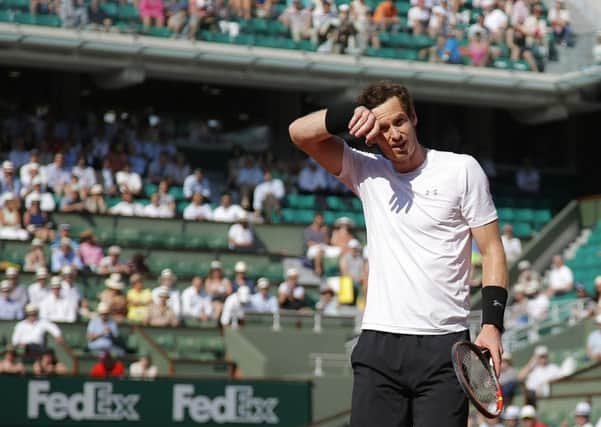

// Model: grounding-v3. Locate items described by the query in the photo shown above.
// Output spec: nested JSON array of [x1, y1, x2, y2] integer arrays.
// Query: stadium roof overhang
[[1, 23, 600, 121]]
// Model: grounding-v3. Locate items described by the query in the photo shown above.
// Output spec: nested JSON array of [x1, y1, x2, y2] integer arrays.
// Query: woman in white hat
[[0, 193, 28, 240], [24, 238, 48, 273], [99, 277, 128, 322]]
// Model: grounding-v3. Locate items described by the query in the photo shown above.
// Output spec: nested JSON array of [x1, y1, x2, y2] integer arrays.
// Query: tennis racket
[[451, 341, 503, 419]]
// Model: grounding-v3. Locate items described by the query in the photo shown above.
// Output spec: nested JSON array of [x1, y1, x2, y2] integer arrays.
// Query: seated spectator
[[221, 286, 252, 326], [279, 0, 312, 42], [586, 314, 601, 362], [84, 184, 107, 214], [127, 274, 152, 323], [428, 33, 462, 64], [51, 223, 79, 251], [340, 238, 366, 288], [115, 163, 142, 196], [0, 161, 21, 196], [87, 0, 112, 30], [213, 193, 245, 222], [145, 287, 179, 327], [519, 405, 548, 427], [99, 276, 128, 322], [0, 280, 24, 320], [297, 160, 327, 193], [72, 155, 96, 191], [0, 346, 25, 374], [0, 193, 28, 240], [6, 266, 28, 307], [517, 259, 541, 284], [77, 230, 103, 272], [506, 25, 540, 72], [12, 304, 63, 356], [20, 164, 44, 199], [501, 405, 520, 427], [99, 159, 116, 195], [60, 266, 83, 305], [24, 238, 48, 273], [166, 0, 188, 36], [467, 30, 490, 66], [205, 260, 232, 319], [109, 190, 142, 216], [151, 268, 181, 317], [157, 179, 176, 209], [39, 276, 77, 323], [518, 345, 562, 399], [278, 268, 305, 308], [253, 170, 285, 220], [171, 153, 191, 186], [60, 0, 88, 28], [20, 151, 44, 188], [148, 151, 176, 185], [509, 0, 529, 27], [33, 348, 68, 376], [548, 0, 572, 46], [516, 158, 540, 193], [331, 217, 355, 255], [499, 352, 519, 404], [44, 153, 70, 195], [228, 212, 255, 250], [25, 181, 56, 213], [312, 0, 338, 47], [482, 0, 508, 41], [23, 197, 52, 241], [187, 0, 216, 40], [526, 280, 549, 321], [87, 302, 125, 356], [90, 351, 125, 378], [60, 187, 85, 213], [570, 402, 593, 427], [139, 0, 165, 28], [407, 0, 430, 35], [98, 245, 131, 276], [51, 238, 83, 273], [28, 268, 50, 306], [127, 253, 150, 276], [250, 277, 278, 313], [547, 255, 573, 297], [129, 354, 158, 379], [523, 4, 547, 44], [142, 193, 174, 218], [183, 192, 213, 221], [501, 224, 522, 264], [181, 276, 213, 322], [316, 285, 338, 315], [304, 212, 330, 276], [507, 283, 529, 327], [232, 261, 252, 291], [284, 286, 309, 310]]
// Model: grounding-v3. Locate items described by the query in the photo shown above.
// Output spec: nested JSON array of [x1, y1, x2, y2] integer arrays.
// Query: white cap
[[97, 302, 110, 314], [534, 345, 549, 357], [25, 303, 39, 313], [525, 280, 540, 295], [50, 276, 62, 288], [513, 283, 526, 294], [36, 267, 48, 278], [109, 273, 122, 282], [518, 260, 531, 270], [60, 237, 72, 247], [210, 260, 222, 270], [158, 287, 170, 298], [108, 245, 121, 255], [482, 0, 494, 7], [293, 286, 305, 299], [3, 192, 15, 201], [105, 278, 124, 291], [502, 405, 520, 421], [160, 268, 175, 279], [237, 211, 249, 222], [234, 261, 247, 273], [31, 177, 43, 186], [5, 266, 18, 277], [257, 277, 270, 289], [2, 160, 14, 170], [520, 405, 537, 419], [575, 402, 591, 416], [61, 265, 74, 276], [0, 280, 11, 291], [338, 3, 349, 11], [31, 238, 43, 246], [595, 313, 601, 324], [348, 239, 361, 249], [286, 268, 299, 278], [237, 286, 250, 304], [29, 193, 41, 202], [91, 184, 103, 195], [334, 216, 354, 227], [595, 275, 601, 286]]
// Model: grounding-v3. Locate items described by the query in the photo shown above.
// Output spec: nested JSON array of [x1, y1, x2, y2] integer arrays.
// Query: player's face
[[371, 97, 419, 166]]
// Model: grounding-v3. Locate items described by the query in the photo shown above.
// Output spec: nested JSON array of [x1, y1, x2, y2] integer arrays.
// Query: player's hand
[[347, 106, 382, 146], [475, 324, 503, 377]]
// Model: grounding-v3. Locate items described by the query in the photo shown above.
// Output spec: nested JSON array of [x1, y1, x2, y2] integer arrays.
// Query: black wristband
[[325, 103, 356, 136], [481, 286, 508, 333]]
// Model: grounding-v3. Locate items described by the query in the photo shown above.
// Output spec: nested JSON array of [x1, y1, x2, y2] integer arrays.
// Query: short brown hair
[[357, 81, 415, 118]]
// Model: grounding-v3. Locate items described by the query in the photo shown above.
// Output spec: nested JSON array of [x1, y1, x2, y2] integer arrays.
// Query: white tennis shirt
[[337, 145, 497, 334]]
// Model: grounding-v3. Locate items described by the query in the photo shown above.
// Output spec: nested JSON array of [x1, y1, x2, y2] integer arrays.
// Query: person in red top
[[520, 405, 548, 427], [89, 351, 125, 378]]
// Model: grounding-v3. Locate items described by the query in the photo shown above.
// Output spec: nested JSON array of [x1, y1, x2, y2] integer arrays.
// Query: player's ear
[[411, 112, 418, 128]]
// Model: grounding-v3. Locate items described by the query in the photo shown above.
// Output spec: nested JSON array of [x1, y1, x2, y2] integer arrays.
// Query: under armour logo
[[425, 189, 438, 196], [492, 300, 504, 308]]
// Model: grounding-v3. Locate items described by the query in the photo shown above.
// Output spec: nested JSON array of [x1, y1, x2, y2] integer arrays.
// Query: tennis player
[[289, 81, 508, 426]]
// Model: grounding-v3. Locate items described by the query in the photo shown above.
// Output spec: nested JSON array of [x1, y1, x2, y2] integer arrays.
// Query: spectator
[[467, 30, 490, 66], [312, 0, 338, 47], [182, 168, 210, 200], [98, 245, 131, 276], [12, 304, 63, 355], [24, 238, 48, 273], [482, 0, 508, 41], [250, 277, 278, 313], [509, 0, 529, 27], [499, 352, 519, 404], [594, 31, 601, 65], [145, 287, 179, 327], [25, 181, 56, 213], [27, 267, 51, 306], [516, 158, 540, 193], [127, 253, 150, 276], [60, 266, 83, 306], [526, 280, 549, 321], [51, 223, 78, 251], [507, 283, 529, 327], [304, 212, 331, 276], [87, 0, 112, 30], [77, 230, 103, 272], [340, 238, 366, 289], [228, 212, 255, 250], [228, 0, 251, 19], [373, 0, 401, 32], [0, 161, 22, 196], [44, 153, 70, 195], [0, 280, 24, 320], [115, 163, 142, 196], [278, 268, 305, 308], [316, 285, 338, 315], [181, 276, 213, 322], [90, 351, 125, 378], [183, 192, 213, 221], [33, 349, 68, 375], [213, 193, 245, 222], [6, 266, 28, 307], [20, 151, 45, 187], [221, 285, 252, 326], [60, 187, 85, 212], [187, 0, 215, 39], [71, 154, 96, 191], [518, 345, 563, 399], [279, 0, 312, 43], [523, 4, 547, 44], [428, 33, 462, 64], [253, 170, 285, 220], [51, 237, 83, 273], [0, 346, 26, 374], [407, 0, 430, 35], [586, 314, 601, 362], [501, 405, 520, 427], [156, 179, 176, 209], [139, 0, 165, 28], [84, 184, 107, 214], [297, 160, 327, 193], [109, 190, 142, 216], [129, 354, 158, 378], [0, 193, 28, 240], [331, 217, 355, 254], [126, 274, 152, 323], [39, 276, 77, 323], [548, 0, 572, 46], [151, 268, 182, 317], [517, 259, 541, 285], [284, 286, 309, 310], [205, 260, 232, 318], [506, 25, 540, 72], [232, 261, 252, 291], [86, 302, 125, 356], [547, 255, 574, 297], [166, 0, 189, 36], [99, 276, 128, 322], [23, 197, 52, 242], [59, 0, 88, 27], [501, 224, 522, 263], [142, 193, 174, 218], [519, 405, 548, 427], [99, 159, 116, 194], [20, 164, 43, 199], [428, 0, 453, 37]]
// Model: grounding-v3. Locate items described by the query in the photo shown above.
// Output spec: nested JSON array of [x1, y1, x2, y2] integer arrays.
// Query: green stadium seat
[[254, 35, 280, 48], [493, 58, 512, 69], [115, 229, 142, 246], [4, 0, 28, 11], [0, 11, 13, 22], [512, 222, 532, 238], [266, 19, 289, 36], [409, 34, 434, 49], [100, 2, 118, 16], [286, 194, 316, 209], [397, 49, 419, 61], [106, 197, 121, 208], [326, 196, 348, 211], [14, 12, 35, 24], [514, 208, 535, 222], [168, 187, 185, 200], [280, 208, 314, 224], [204, 233, 229, 250], [250, 18, 269, 34], [350, 198, 362, 212], [233, 33, 254, 45], [497, 207, 514, 222], [533, 209, 552, 227], [296, 39, 317, 51], [512, 60, 531, 71], [144, 183, 158, 196], [117, 3, 139, 21], [366, 47, 398, 59], [395, 1, 411, 14]]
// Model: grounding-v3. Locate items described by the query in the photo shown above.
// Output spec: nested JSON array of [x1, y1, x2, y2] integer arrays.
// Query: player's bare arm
[[471, 220, 508, 377]]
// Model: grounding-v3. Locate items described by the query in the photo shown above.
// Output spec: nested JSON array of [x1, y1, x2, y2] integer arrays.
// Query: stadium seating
[[567, 221, 601, 292]]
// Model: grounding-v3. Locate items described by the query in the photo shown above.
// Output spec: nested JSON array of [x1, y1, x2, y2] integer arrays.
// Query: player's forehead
[[371, 97, 408, 122]]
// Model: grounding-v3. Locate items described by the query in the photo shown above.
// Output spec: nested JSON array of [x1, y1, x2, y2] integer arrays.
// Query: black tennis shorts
[[350, 329, 469, 427]]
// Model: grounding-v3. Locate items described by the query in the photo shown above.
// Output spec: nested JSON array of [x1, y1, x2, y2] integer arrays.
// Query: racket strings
[[459, 348, 497, 405]]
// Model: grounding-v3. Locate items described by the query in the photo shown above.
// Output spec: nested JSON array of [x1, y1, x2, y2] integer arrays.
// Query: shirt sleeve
[[335, 144, 374, 196], [460, 155, 498, 228], [44, 320, 62, 337]]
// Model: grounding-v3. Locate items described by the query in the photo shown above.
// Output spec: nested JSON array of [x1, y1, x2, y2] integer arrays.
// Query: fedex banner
[[1, 376, 311, 427]]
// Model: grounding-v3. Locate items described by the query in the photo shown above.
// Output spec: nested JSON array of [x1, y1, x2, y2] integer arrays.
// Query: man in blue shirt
[[51, 238, 83, 273], [87, 302, 125, 356], [250, 278, 278, 313], [0, 280, 24, 320]]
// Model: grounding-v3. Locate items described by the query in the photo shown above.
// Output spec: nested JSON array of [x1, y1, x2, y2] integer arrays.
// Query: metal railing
[[231, 309, 363, 334]]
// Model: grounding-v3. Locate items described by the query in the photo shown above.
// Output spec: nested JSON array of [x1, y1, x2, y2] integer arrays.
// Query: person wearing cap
[[77, 230, 104, 271], [183, 191, 213, 222], [232, 261, 253, 291], [586, 314, 601, 362], [339, 238, 366, 299], [501, 405, 520, 427], [501, 224, 522, 264], [250, 277, 278, 313], [98, 245, 131, 276], [109, 190, 143, 217], [71, 154, 96, 192], [115, 162, 142, 196], [0, 193, 29, 240], [284, 285, 309, 311], [0, 280, 24, 320], [145, 287, 180, 327], [90, 350, 126, 378], [84, 184, 107, 214], [520, 405, 548, 427], [516, 260, 541, 286], [86, 302, 125, 356], [0, 160, 22, 195], [126, 274, 152, 323], [39, 276, 77, 323], [141, 192, 175, 219], [228, 211, 255, 250], [182, 168, 211, 200], [518, 345, 563, 399], [5, 266, 28, 307], [316, 284, 338, 315], [547, 255, 574, 298], [44, 153, 70, 195], [304, 212, 331, 276], [568, 401, 594, 427], [11, 304, 63, 354], [151, 268, 182, 317], [0, 345, 26, 374], [499, 351, 518, 404], [99, 277, 128, 322], [181, 276, 213, 322], [507, 283, 529, 328], [205, 260, 233, 307], [279, 0, 312, 43], [28, 267, 51, 305], [23, 195, 51, 242], [526, 279, 550, 322], [252, 169, 285, 221], [50, 236, 83, 273], [278, 268, 305, 308], [221, 285, 252, 326], [24, 180, 56, 213], [20, 150, 45, 188], [60, 265, 83, 305], [212, 192, 246, 223]]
